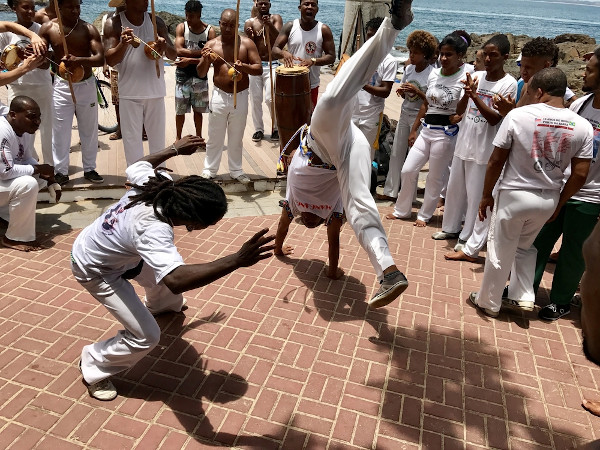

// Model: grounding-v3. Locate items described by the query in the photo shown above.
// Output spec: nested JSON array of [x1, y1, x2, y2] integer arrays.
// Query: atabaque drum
[[275, 65, 311, 174]]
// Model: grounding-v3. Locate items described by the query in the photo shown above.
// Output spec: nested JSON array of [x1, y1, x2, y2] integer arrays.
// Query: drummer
[[39, 0, 105, 186], [0, 19, 47, 115], [244, 0, 282, 143], [196, 8, 262, 184], [1, 0, 54, 165], [272, 0, 335, 109]]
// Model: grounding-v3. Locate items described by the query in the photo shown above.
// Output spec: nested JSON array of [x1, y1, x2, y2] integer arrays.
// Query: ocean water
[[1, 0, 598, 50]]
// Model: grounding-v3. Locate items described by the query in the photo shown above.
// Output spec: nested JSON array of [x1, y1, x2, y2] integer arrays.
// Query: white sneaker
[[431, 231, 460, 240], [235, 174, 251, 185], [468, 292, 499, 318], [502, 297, 535, 312], [86, 378, 118, 401], [201, 172, 215, 180], [454, 239, 467, 252]]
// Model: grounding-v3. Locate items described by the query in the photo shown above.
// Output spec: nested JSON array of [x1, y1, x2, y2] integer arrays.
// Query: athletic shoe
[[54, 173, 69, 186], [200, 172, 215, 180], [252, 131, 264, 142], [369, 271, 408, 309], [79, 360, 117, 401], [571, 294, 582, 308], [468, 292, 499, 318], [501, 286, 535, 312], [84, 170, 104, 184], [270, 130, 279, 141], [431, 231, 460, 240], [538, 303, 571, 321], [235, 174, 251, 185], [454, 239, 467, 252], [389, 0, 414, 30]]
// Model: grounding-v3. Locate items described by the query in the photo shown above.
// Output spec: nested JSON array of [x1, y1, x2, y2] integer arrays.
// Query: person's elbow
[[161, 268, 185, 295]]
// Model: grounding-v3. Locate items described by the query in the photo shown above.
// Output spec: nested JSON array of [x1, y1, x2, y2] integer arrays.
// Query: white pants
[[120, 97, 166, 167], [73, 260, 184, 385], [249, 63, 277, 133], [476, 189, 559, 312], [309, 17, 399, 280], [52, 77, 98, 175], [393, 125, 456, 222], [0, 175, 46, 242], [383, 110, 418, 198], [9, 83, 54, 165], [352, 110, 382, 160], [204, 88, 249, 178], [441, 157, 487, 241]]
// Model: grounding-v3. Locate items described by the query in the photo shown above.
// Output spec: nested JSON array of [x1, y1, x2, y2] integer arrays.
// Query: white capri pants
[[9, 83, 54, 165], [0, 175, 46, 242], [204, 88, 249, 179], [120, 97, 166, 167], [383, 110, 419, 199], [52, 77, 98, 175], [73, 260, 184, 385], [249, 62, 277, 133], [393, 125, 457, 223], [308, 17, 399, 280], [475, 188, 559, 312], [441, 157, 487, 241]]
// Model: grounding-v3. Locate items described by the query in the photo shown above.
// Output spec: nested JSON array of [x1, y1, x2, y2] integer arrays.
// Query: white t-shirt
[[0, 23, 52, 86], [287, 19, 323, 89], [570, 95, 600, 204], [494, 103, 593, 191], [285, 147, 343, 221], [400, 64, 433, 114], [454, 72, 517, 164], [72, 161, 185, 283], [118, 12, 165, 99], [0, 116, 37, 180], [353, 53, 397, 118], [425, 65, 467, 116]]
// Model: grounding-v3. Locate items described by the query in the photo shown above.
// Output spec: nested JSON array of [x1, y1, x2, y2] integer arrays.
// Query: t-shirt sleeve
[[0, 136, 35, 180], [125, 161, 173, 187], [574, 122, 594, 159], [381, 57, 398, 83], [492, 112, 515, 149], [135, 223, 185, 284]]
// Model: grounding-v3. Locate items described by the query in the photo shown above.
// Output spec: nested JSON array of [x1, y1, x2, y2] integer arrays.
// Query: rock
[[556, 42, 597, 64], [155, 11, 184, 36], [0, 4, 12, 12], [555, 34, 596, 45]]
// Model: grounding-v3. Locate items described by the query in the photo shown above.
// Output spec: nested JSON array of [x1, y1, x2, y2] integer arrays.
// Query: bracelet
[[171, 144, 178, 156]]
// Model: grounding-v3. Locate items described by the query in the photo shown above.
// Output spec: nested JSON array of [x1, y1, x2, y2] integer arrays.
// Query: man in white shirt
[[72, 135, 275, 401], [530, 47, 600, 321], [0, 96, 59, 252], [351, 17, 398, 160], [469, 68, 593, 318]]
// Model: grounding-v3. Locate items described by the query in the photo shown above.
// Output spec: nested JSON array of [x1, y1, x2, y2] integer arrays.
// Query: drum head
[[276, 65, 310, 75], [1, 44, 22, 71]]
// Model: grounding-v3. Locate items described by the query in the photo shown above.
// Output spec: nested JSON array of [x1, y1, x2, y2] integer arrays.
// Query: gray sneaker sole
[[369, 280, 408, 309]]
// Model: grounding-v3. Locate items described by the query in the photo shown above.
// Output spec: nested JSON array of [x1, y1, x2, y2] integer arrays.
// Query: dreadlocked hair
[[124, 169, 228, 227]]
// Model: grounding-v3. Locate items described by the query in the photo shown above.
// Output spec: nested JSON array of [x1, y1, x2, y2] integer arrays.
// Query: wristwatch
[[311, 57, 316, 65]]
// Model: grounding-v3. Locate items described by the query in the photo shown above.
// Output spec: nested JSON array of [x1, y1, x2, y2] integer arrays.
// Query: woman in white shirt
[[387, 32, 470, 226]]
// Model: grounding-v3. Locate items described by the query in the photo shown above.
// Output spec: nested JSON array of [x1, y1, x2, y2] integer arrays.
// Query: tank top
[[118, 12, 165, 100], [287, 19, 323, 89], [175, 22, 211, 82]]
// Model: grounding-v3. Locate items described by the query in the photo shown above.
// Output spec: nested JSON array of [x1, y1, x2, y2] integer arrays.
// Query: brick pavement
[[1, 205, 599, 449]]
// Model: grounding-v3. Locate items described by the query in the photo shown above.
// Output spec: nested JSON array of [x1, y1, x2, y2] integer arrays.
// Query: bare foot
[[437, 197, 445, 211], [583, 399, 600, 417], [385, 213, 401, 220], [414, 220, 427, 227], [1, 236, 44, 252], [445, 250, 479, 262]]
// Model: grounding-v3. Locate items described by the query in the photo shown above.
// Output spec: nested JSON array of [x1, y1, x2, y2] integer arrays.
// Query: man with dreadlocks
[[71, 135, 275, 401]]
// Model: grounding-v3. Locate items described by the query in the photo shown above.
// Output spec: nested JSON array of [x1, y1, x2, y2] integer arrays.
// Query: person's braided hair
[[124, 169, 228, 227]]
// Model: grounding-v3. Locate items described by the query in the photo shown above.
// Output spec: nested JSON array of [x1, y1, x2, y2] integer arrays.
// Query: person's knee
[[139, 320, 161, 350], [15, 176, 40, 196]]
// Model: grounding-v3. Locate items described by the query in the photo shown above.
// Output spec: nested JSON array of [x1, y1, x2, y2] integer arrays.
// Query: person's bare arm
[[326, 216, 343, 279], [0, 21, 46, 54], [271, 21, 292, 64], [103, 15, 130, 67], [138, 135, 205, 168], [547, 157, 591, 222], [196, 42, 216, 78], [265, 13, 283, 37], [162, 228, 275, 294], [156, 17, 177, 61], [363, 80, 394, 99], [317, 24, 336, 66], [408, 101, 428, 147], [478, 146, 510, 220], [274, 208, 293, 255], [234, 38, 262, 76], [0, 54, 44, 86]]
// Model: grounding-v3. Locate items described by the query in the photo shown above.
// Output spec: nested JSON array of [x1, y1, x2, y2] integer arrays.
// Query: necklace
[[61, 18, 79, 38]]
